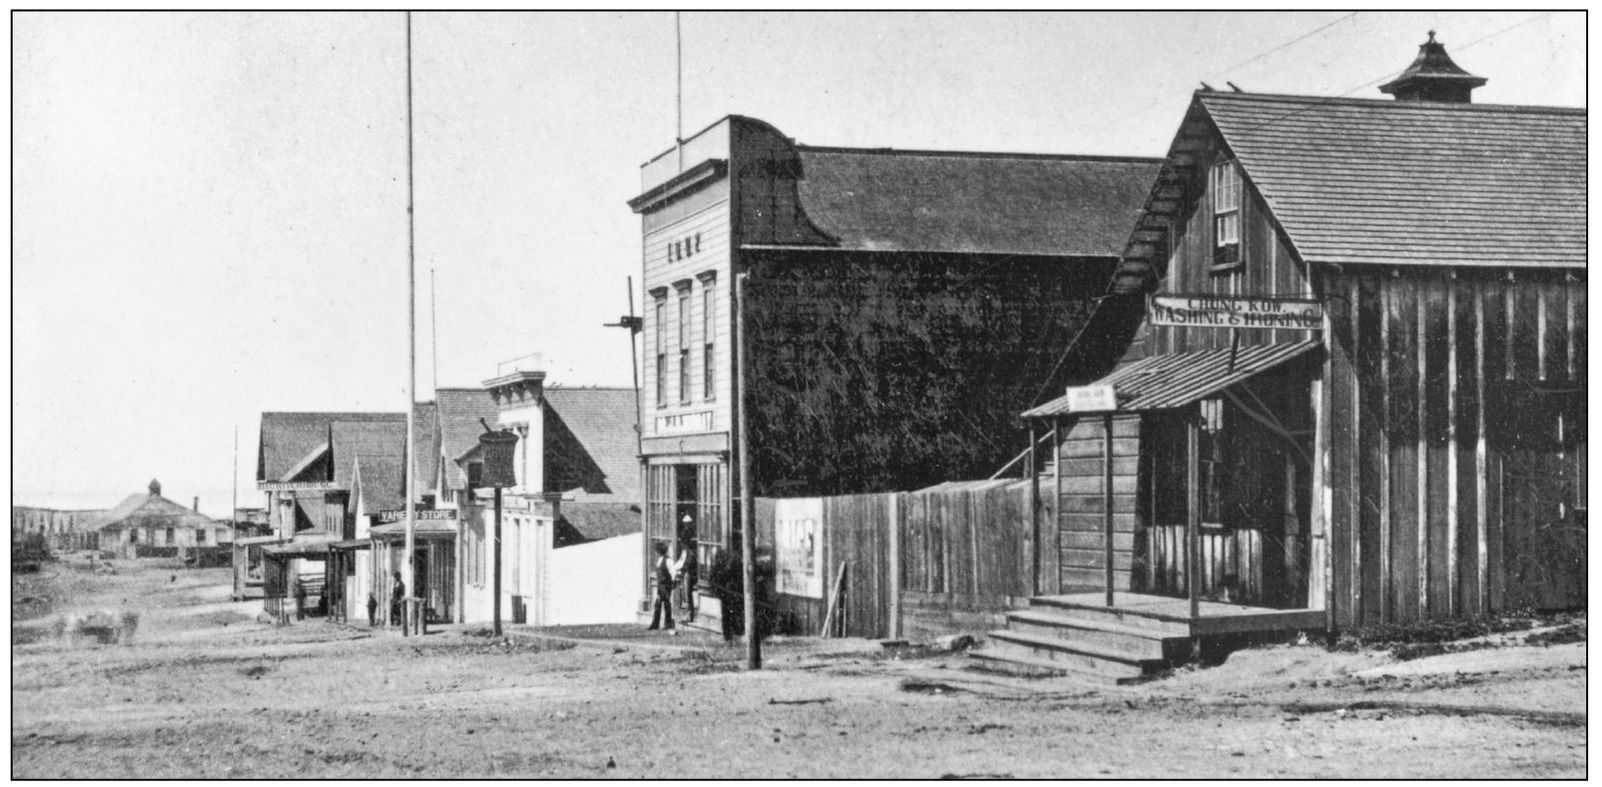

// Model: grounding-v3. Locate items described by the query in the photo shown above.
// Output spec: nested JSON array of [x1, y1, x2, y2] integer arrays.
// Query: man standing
[[645, 541, 676, 633], [708, 545, 742, 643], [676, 537, 700, 622]]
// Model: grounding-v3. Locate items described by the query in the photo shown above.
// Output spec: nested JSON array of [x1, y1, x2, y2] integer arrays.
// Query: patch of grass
[[1323, 610, 1582, 660]]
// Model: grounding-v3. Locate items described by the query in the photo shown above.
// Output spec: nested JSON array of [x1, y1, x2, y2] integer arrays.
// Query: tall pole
[[493, 486, 503, 637], [430, 267, 439, 395], [403, 10, 418, 636], [674, 11, 683, 173], [737, 272, 760, 669], [231, 424, 239, 524]]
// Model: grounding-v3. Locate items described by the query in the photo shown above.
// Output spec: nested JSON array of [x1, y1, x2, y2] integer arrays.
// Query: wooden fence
[[755, 481, 1033, 640]]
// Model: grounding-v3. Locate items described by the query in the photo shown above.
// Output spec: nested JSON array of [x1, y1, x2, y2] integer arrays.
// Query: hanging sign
[[1063, 384, 1117, 413], [774, 497, 824, 598], [1150, 294, 1323, 330], [378, 509, 457, 524]]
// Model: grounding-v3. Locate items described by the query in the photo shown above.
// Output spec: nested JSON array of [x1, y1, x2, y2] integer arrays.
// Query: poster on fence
[[774, 498, 824, 598]]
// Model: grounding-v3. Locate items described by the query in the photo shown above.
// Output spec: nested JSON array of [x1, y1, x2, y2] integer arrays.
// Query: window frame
[[676, 281, 693, 406], [699, 272, 716, 401], [651, 289, 668, 409], [1210, 159, 1243, 272]]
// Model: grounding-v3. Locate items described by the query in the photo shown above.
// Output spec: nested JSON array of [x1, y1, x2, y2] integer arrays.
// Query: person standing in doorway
[[646, 541, 676, 633]]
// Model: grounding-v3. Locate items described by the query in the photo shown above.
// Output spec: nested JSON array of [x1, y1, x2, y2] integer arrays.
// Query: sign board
[[1063, 384, 1117, 413], [377, 509, 458, 524], [774, 498, 824, 598], [1150, 294, 1323, 330], [257, 481, 337, 492]]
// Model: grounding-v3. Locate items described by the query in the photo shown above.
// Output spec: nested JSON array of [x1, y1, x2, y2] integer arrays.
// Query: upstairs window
[[677, 282, 693, 405], [701, 274, 716, 401], [652, 290, 668, 408], [1211, 160, 1242, 270]]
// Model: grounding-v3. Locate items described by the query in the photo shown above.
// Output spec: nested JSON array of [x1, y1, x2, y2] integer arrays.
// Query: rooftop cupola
[[148, 478, 162, 497], [1378, 31, 1487, 103]]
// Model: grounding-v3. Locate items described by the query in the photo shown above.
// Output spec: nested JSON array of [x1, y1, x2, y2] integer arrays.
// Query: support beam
[[1187, 415, 1201, 622], [1103, 414, 1116, 608]]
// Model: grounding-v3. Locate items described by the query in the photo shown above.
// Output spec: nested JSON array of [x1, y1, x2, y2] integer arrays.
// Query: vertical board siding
[[1480, 283, 1507, 612], [1423, 279, 1452, 619], [1385, 277, 1420, 623], [1451, 278, 1482, 617], [1355, 276, 1386, 624], [1326, 273, 1358, 627], [1056, 415, 1140, 592]]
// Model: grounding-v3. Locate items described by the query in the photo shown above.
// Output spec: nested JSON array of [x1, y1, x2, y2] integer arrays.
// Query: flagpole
[[403, 10, 418, 636]]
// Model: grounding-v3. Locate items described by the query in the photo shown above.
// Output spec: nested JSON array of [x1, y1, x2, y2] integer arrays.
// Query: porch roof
[[263, 540, 335, 559], [1022, 340, 1320, 418], [368, 520, 457, 540]]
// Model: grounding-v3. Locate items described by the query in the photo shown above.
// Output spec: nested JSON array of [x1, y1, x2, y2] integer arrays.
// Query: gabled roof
[[100, 491, 216, 531], [330, 421, 407, 489], [793, 147, 1161, 257], [434, 389, 500, 491], [1199, 92, 1583, 270], [351, 453, 406, 514], [542, 387, 641, 503], [554, 501, 641, 547], [257, 412, 405, 482]]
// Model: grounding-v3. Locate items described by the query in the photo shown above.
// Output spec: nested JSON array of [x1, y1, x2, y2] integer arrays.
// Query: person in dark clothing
[[646, 541, 675, 631], [390, 571, 406, 628], [676, 538, 700, 622], [367, 593, 379, 628], [707, 546, 743, 643], [752, 546, 777, 643]]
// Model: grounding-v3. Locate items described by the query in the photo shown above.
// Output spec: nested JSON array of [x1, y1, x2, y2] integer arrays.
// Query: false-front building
[[628, 115, 1160, 616], [1023, 36, 1585, 629]]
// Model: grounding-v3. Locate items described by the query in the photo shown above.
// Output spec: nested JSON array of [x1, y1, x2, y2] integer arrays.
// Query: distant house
[[12, 506, 105, 552], [98, 479, 225, 558]]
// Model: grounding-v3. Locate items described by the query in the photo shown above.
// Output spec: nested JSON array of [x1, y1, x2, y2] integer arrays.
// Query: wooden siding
[[1053, 414, 1140, 592], [1324, 269, 1586, 627], [1149, 147, 1314, 358], [640, 196, 733, 445]]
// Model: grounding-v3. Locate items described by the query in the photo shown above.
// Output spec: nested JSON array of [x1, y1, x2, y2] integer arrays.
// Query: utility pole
[[737, 272, 760, 669], [403, 10, 418, 637]]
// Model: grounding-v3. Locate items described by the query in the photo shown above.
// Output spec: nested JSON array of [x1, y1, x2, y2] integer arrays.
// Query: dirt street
[[11, 558, 1586, 779]]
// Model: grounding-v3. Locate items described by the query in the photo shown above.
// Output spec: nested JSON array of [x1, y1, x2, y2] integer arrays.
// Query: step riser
[[1003, 617, 1167, 660], [1027, 602, 1192, 637], [985, 638, 1147, 679], [968, 653, 1130, 686]]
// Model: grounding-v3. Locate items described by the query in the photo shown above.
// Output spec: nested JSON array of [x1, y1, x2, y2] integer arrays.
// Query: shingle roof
[[351, 453, 406, 514], [258, 412, 405, 482], [542, 387, 641, 502], [434, 389, 501, 491], [1199, 92, 1585, 269], [555, 501, 642, 547], [794, 147, 1161, 257], [331, 421, 407, 489], [412, 402, 439, 496]]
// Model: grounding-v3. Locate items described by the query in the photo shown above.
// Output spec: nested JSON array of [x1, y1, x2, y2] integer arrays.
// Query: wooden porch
[[1035, 592, 1325, 636]]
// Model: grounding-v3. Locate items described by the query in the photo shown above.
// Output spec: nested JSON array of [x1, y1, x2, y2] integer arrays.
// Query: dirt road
[[11, 558, 1585, 778]]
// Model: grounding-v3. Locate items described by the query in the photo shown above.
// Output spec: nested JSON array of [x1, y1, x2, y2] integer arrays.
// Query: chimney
[[1378, 31, 1486, 103]]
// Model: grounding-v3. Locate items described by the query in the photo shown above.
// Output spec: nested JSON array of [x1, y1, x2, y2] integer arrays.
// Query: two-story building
[[627, 115, 1161, 624], [1017, 35, 1584, 641]]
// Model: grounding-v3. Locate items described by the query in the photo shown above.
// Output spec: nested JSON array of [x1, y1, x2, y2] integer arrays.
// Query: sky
[[10, 11, 1587, 515]]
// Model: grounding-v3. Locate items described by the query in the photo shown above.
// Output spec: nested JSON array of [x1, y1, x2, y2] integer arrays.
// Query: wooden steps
[[970, 597, 1194, 683]]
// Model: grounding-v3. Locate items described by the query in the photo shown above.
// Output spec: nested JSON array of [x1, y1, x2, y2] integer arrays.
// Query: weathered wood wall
[[1324, 268, 1586, 627], [1052, 415, 1141, 592]]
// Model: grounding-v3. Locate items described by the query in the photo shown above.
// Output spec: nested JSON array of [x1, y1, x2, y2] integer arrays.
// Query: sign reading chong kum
[[1150, 294, 1323, 330]]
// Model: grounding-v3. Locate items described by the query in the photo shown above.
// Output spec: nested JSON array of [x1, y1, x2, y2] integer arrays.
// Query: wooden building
[[628, 115, 1159, 624], [98, 479, 227, 558], [1019, 35, 1584, 639]]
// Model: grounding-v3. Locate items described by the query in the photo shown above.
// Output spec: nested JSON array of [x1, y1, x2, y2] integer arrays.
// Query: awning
[[263, 540, 335, 559], [328, 539, 371, 550], [368, 520, 458, 541], [1023, 340, 1321, 418]]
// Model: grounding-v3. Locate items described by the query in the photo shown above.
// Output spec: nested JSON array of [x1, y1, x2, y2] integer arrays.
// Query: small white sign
[[1064, 384, 1117, 413]]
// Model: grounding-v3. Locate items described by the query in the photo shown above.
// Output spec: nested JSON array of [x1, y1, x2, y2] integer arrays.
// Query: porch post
[[1028, 424, 1040, 597], [1187, 414, 1201, 622], [1103, 413, 1115, 607]]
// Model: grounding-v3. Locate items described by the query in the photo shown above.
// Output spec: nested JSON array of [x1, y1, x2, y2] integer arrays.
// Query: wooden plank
[[1060, 548, 1135, 572], [1325, 275, 1357, 627], [1567, 276, 1582, 380], [1479, 282, 1504, 613], [1387, 277, 1420, 623], [1187, 416, 1201, 621], [1541, 279, 1566, 382], [1061, 438, 1141, 459], [1062, 512, 1137, 533], [1060, 474, 1139, 495], [1048, 419, 1062, 596], [1063, 531, 1136, 551], [1059, 495, 1139, 515], [1058, 457, 1141, 477], [1423, 279, 1452, 619], [1356, 275, 1386, 624], [1451, 279, 1479, 617]]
